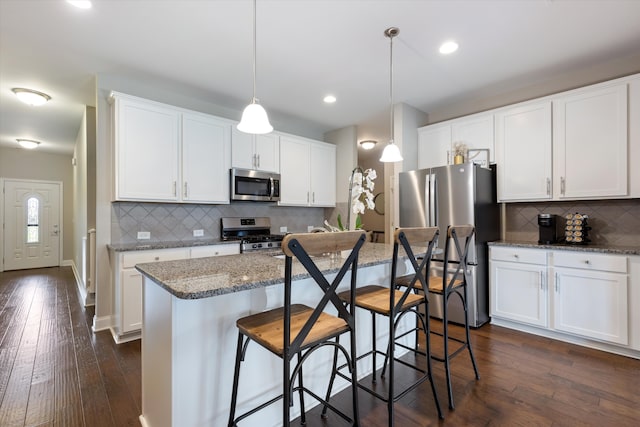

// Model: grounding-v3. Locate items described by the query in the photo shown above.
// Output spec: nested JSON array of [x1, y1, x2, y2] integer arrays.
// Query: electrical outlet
[[280, 226, 287, 233], [307, 225, 314, 232], [137, 231, 150, 240], [193, 229, 204, 237]]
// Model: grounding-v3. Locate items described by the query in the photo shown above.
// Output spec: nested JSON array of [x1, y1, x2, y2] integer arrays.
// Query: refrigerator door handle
[[429, 173, 437, 227]]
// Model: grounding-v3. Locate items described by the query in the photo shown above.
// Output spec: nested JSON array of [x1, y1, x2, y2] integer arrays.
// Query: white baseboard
[[69, 259, 95, 307], [92, 314, 112, 332], [61, 259, 73, 267]]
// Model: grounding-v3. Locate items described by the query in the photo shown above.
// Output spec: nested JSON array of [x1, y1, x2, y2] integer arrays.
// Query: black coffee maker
[[538, 214, 564, 244]]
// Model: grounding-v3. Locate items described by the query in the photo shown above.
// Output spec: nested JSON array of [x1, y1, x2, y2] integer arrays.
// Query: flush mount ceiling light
[[323, 95, 337, 104], [379, 27, 404, 163], [66, 0, 92, 9], [359, 140, 377, 150], [17, 139, 41, 149], [12, 88, 51, 106], [439, 40, 459, 55], [237, 0, 273, 135]]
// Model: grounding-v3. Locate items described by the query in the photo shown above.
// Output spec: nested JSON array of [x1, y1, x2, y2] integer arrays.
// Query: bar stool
[[330, 227, 443, 426], [395, 225, 480, 410], [227, 230, 366, 427]]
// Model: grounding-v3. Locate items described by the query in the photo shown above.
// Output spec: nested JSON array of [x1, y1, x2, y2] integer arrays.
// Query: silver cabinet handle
[[307, 192, 310, 203], [540, 270, 543, 290], [312, 192, 315, 203], [555, 273, 559, 292], [154, 257, 160, 261], [173, 181, 177, 196], [584, 259, 590, 265], [184, 182, 188, 198], [546, 178, 551, 196], [560, 177, 565, 195], [257, 154, 260, 168], [446, 150, 451, 164], [514, 254, 519, 259]]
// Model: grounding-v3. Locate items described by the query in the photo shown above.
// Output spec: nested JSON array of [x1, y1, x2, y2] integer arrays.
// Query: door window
[[26, 196, 39, 243]]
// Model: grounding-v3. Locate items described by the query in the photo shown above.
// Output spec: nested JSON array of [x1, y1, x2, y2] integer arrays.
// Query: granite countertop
[[108, 239, 238, 252], [135, 242, 398, 300], [488, 240, 640, 256]]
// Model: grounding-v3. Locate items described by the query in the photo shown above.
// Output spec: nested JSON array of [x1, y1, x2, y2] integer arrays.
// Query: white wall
[[73, 110, 88, 286]]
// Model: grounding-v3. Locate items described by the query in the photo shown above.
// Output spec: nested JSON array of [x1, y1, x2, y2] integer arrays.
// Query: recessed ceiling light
[[17, 139, 41, 149], [11, 88, 51, 106], [323, 95, 337, 104], [67, 0, 92, 9], [359, 140, 377, 150], [439, 41, 459, 55]]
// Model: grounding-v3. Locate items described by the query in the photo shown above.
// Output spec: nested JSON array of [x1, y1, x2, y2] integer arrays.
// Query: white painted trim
[[69, 259, 95, 307], [0, 178, 4, 273], [109, 327, 141, 344], [92, 314, 113, 332]]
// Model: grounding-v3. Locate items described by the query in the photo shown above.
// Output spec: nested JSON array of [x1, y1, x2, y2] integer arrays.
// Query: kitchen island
[[135, 242, 413, 427]]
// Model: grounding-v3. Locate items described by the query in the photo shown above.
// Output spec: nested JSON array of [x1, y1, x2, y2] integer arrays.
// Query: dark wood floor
[[1, 267, 639, 426]]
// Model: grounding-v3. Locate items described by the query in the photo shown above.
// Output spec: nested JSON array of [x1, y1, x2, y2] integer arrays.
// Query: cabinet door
[[115, 97, 180, 201], [451, 113, 495, 164], [495, 102, 552, 201], [279, 136, 311, 206], [418, 124, 451, 169], [121, 269, 143, 333], [255, 133, 280, 173], [490, 261, 547, 327], [310, 142, 336, 206], [553, 84, 628, 199], [231, 128, 255, 170], [553, 268, 628, 345], [182, 114, 231, 203]]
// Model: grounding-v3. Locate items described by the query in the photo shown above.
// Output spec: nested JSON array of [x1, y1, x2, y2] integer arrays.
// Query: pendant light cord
[[252, 0, 257, 102], [389, 30, 394, 143], [385, 27, 398, 144]]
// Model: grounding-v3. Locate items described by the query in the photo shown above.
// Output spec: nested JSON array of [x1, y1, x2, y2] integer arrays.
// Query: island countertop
[[135, 242, 398, 300]]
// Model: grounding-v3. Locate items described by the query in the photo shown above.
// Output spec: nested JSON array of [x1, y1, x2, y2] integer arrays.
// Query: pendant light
[[237, 0, 273, 134], [379, 27, 403, 163]]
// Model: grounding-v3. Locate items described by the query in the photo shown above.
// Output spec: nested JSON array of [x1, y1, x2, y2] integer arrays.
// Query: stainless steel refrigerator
[[399, 163, 500, 327]]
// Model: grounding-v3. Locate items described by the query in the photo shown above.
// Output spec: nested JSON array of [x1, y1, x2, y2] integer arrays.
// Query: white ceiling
[[1, 0, 640, 155]]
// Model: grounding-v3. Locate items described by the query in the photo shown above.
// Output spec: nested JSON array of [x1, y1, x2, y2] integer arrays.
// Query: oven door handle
[[269, 177, 275, 200]]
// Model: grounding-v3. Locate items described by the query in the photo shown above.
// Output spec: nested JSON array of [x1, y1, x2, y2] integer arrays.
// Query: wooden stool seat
[[395, 275, 463, 293], [237, 304, 349, 356], [338, 285, 424, 316]]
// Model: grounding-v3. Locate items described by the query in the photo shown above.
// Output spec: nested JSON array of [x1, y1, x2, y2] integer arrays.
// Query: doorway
[[2, 179, 62, 271]]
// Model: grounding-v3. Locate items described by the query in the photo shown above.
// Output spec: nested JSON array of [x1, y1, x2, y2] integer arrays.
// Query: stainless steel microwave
[[230, 168, 280, 202]]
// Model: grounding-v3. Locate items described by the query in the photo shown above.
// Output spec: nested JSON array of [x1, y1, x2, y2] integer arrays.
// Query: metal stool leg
[[228, 332, 245, 427], [442, 293, 455, 410]]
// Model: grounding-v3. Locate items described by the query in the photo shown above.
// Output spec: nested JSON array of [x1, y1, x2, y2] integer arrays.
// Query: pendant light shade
[[379, 141, 403, 162], [237, 98, 273, 134], [380, 27, 403, 163], [237, 0, 273, 134]]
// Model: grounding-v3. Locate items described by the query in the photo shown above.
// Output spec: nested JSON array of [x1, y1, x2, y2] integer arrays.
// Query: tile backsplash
[[111, 202, 329, 244], [504, 199, 640, 246]]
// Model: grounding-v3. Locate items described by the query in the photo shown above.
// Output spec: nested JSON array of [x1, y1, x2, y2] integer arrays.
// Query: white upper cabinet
[[113, 94, 180, 201], [231, 129, 280, 173], [553, 84, 628, 199], [111, 92, 232, 204], [182, 113, 231, 203], [451, 113, 495, 166], [279, 135, 336, 207], [418, 124, 451, 169], [418, 112, 494, 169], [495, 101, 552, 202], [630, 76, 640, 198], [310, 142, 336, 206]]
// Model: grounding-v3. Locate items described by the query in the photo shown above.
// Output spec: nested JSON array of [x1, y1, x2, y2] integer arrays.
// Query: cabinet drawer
[[122, 248, 189, 268], [190, 244, 239, 258], [553, 251, 627, 273], [490, 247, 546, 265]]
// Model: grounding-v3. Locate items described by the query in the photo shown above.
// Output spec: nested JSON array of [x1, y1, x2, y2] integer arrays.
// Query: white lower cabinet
[[552, 251, 628, 345], [112, 244, 239, 342], [490, 246, 635, 356], [490, 247, 548, 327]]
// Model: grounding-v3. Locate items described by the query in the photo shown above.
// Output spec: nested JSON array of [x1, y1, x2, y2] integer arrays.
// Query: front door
[[3, 179, 61, 270]]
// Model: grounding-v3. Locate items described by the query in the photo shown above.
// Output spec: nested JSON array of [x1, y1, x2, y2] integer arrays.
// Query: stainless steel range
[[220, 217, 285, 253]]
